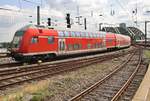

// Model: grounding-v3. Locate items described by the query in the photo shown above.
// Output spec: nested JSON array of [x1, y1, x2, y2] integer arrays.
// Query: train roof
[[20, 24, 108, 34], [19, 25, 130, 37]]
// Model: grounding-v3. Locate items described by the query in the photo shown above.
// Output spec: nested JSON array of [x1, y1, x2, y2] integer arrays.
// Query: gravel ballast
[[0, 53, 131, 101]]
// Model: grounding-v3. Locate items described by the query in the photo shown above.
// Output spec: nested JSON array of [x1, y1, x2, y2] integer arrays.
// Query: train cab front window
[[12, 31, 24, 48], [12, 36, 22, 48]]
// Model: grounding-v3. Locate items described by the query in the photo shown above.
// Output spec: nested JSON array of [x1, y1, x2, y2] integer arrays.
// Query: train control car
[[9, 25, 131, 62]]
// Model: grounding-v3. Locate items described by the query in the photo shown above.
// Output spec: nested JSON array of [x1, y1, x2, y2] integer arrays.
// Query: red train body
[[10, 25, 131, 62]]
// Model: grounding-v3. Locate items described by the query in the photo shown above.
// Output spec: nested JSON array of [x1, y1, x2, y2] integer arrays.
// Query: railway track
[[0, 49, 134, 76], [116, 61, 147, 100], [0, 62, 21, 68], [69, 49, 144, 101], [0, 52, 9, 58], [0, 48, 134, 69], [0, 49, 134, 90]]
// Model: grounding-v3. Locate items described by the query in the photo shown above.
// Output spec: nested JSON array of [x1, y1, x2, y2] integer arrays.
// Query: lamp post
[[37, 6, 40, 25], [99, 14, 103, 31], [84, 18, 87, 30], [145, 21, 150, 47]]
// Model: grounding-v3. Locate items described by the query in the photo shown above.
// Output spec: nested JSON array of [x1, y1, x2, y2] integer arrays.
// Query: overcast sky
[[0, 0, 150, 42]]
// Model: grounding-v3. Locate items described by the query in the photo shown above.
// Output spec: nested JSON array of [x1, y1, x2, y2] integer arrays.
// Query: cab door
[[58, 38, 66, 54]]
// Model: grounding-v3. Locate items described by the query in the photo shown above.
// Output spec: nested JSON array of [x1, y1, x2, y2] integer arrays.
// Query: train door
[[102, 32, 106, 48], [58, 38, 66, 54]]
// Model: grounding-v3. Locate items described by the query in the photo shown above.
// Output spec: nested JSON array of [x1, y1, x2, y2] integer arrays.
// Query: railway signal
[[47, 18, 51, 26], [66, 13, 71, 28]]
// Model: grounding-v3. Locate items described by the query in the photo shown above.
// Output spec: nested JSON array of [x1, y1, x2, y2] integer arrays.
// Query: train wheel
[[23, 62, 28, 66], [38, 60, 42, 65]]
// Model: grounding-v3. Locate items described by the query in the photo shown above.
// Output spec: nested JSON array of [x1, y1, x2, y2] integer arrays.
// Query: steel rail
[[0, 50, 133, 76], [111, 50, 142, 101], [0, 51, 134, 89], [68, 52, 135, 101]]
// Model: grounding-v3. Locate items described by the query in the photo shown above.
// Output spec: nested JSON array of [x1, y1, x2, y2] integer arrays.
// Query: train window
[[84, 32, 86, 37], [58, 31, 64, 37], [86, 33, 89, 38], [75, 32, 77, 37], [75, 32, 78, 37], [64, 31, 69, 37], [92, 33, 94, 38], [79, 32, 81, 37], [99, 34, 102, 38], [76, 32, 80, 37], [95, 43, 98, 48], [89, 33, 91, 38], [78, 44, 82, 49], [48, 36, 54, 44], [12, 36, 22, 48], [89, 33, 92, 38], [68, 44, 73, 50], [84, 33, 86, 38], [80, 32, 82, 37], [96, 34, 99, 38], [78, 32, 80, 37], [74, 44, 80, 50], [99, 34, 101, 38], [92, 33, 95, 38], [100, 42, 103, 47], [93, 33, 96, 38], [70, 32, 73, 37], [74, 32, 78, 37], [71, 32, 75, 37], [90, 33, 93, 38], [96, 43, 99, 48], [94, 34, 96, 38], [81, 32, 85, 37], [31, 37, 38, 44], [87, 44, 91, 49]]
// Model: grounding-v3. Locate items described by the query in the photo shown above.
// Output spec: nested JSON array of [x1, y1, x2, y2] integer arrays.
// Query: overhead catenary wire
[[0, 0, 42, 14], [22, 0, 41, 5], [0, 7, 20, 12], [115, 0, 133, 21]]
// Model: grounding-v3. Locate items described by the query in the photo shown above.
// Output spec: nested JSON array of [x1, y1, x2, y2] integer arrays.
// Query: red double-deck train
[[9, 25, 131, 62]]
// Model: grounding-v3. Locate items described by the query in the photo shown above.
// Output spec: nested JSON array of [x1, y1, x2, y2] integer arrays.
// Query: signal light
[[66, 13, 71, 28], [47, 18, 51, 26]]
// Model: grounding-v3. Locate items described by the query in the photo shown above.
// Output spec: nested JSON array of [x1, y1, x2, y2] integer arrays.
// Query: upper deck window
[[94, 34, 97, 38], [58, 31, 64, 37], [86, 33, 89, 38], [96, 34, 99, 38], [76, 32, 80, 37], [71, 32, 75, 37], [89, 33, 92, 38], [81, 32, 84, 37], [64, 31, 69, 37]]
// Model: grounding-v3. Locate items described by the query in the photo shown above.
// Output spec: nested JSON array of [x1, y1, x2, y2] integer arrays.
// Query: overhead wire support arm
[[76, 16, 82, 25], [22, 0, 40, 5]]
